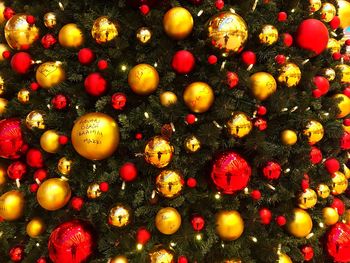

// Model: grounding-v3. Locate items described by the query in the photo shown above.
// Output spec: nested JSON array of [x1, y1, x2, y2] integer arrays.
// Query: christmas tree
[[0, 0, 350, 262]]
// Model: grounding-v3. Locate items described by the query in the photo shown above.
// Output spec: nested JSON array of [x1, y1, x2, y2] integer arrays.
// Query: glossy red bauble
[[172, 50, 195, 74], [70, 196, 84, 211], [9, 245, 24, 262], [191, 215, 205, 231], [332, 198, 345, 215], [262, 161, 281, 180], [78, 48, 95, 65], [26, 148, 44, 168], [51, 94, 68, 110], [84, 73, 107, 96], [97, 60, 108, 70], [324, 158, 340, 173], [259, 208, 272, 225], [241, 51, 256, 66], [276, 215, 286, 226], [313, 76, 329, 95], [7, 161, 27, 180], [185, 114, 196, 124], [11, 52, 32, 74], [310, 146, 322, 164], [326, 223, 350, 262], [330, 16, 341, 30], [0, 119, 24, 159], [111, 92, 127, 110], [99, 182, 109, 192], [187, 177, 197, 188], [251, 189, 261, 200], [282, 33, 293, 47], [41, 34, 57, 49], [127, 0, 158, 8], [119, 162, 138, 182], [136, 227, 151, 245]]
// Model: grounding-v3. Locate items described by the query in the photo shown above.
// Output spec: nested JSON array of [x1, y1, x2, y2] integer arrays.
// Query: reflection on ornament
[[298, 188, 317, 209], [320, 3, 336, 22], [327, 38, 341, 54], [278, 62, 301, 88], [323, 68, 336, 81], [184, 135, 201, 153], [136, 27, 152, 44], [226, 112, 252, 138], [259, 25, 278, 45], [26, 110, 45, 130], [17, 88, 30, 104], [144, 136, 174, 168], [108, 204, 131, 227], [332, 171, 348, 195], [303, 120, 324, 145], [149, 246, 175, 263], [317, 184, 330, 198], [43, 12, 57, 28], [91, 16, 119, 44], [57, 157, 73, 175], [156, 170, 184, 198], [87, 183, 101, 199]]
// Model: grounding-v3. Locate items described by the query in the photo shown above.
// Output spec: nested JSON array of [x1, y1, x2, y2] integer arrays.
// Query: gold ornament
[[298, 188, 317, 209], [0, 44, 9, 61], [336, 64, 350, 83], [0, 190, 24, 221], [278, 253, 293, 263], [278, 63, 301, 88], [149, 246, 175, 263], [163, 7, 193, 40], [287, 208, 313, 238], [0, 164, 6, 187], [344, 209, 350, 224], [215, 210, 244, 241], [155, 207, 181, 235], [281, 130, 298, 145], [250, 72, 277, 100], [320, 3, 336, 22], [144, 136, 174, 168], [58, 23, 84, 48], [108, 204, 131, 227], [0, 2, 5, 24], [343, 123, 350, 133], [338, 0, 350, 29], [226, 112, 252, 138], [58, 157, 73, 175], [324, 68, 336, 81], [183, 82, 214, 113], [303, 120, 324, 145], [26, 110, 45, 130], [322, 207, 339, 225], [4, 14, 39, 50], [327, 38, 341, 54], [184, 135, 201, 153], [259, 25, 278, 45], [332, 171, 348, 195], [26, 217, 45, 238], [309, 0, 322, 12], [43, 12, 57, 28], [91, 16, 119, 44], [36, 62, 66, 89], [333, 94, 350, 118], [37, 178, 71, 211], [317, 184, 330, 199], [40, 130, 61, 153], [207, 12, 248, 54], [87, 183, 101, 199], [0, 98, 8, 115], [156, 170, 184, 198], [128, 64, 159, 95], [160, 91, 177, 107], [17, 88, 30, 104], [109, 255, 128, 263], [343, 164, 350, 179], [71, 112, 120, 160], [0, 75, 4, 96], [136, 27, 152, 44]]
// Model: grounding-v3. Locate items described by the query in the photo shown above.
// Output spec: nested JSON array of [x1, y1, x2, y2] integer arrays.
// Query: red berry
[[70, 196, 84, 211], [98, 59, 108, 70], [208, 55, 218, 64], [333, 52, 342, 61], [2, 50, 11, 59], [26, 148, 44, 168], [275, 54, 286, 65], [119, 162, 138, 182], [276, 215, 286, 226], [215, 0, 224, 10], [11, 52, 32, 74], [99, 182, 109, 192], [251, 189, 261, 200], [36, 257, 47, 263], [310, 147, 322, 164], [84, 72, 107, 96], [139, 4, 150, 15], [324, 158, 340, 173], [136, 227, 151, 245], [9, 245, 24, 262], [135, 133, 143, 140], [257, 105, 267, 116], [185, 114, 196, 124], [30, 82, 40, 91], [278, 12, 287, 22], [26, 15, 35, 24], [187, 177, 197, 188], [30, 183, 39, 193], [78, 48, 95, 65], [58, 135, 69, 145]]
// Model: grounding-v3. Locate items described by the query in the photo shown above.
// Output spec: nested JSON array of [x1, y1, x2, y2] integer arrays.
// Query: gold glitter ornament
[[91, 16, 119, 44], [136, 27, 152, 44], [26, 110, 45, 130], [184, 135, 201, 153], [226, 112, 252, 138], [156, 170, 184, 198], [108, 204, 131, 227], [144, 136, 174, 168], [259, 25, 278, 45]]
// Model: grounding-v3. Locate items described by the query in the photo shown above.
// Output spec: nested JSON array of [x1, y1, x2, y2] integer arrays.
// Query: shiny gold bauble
[[344, 124, 350, 133], [333, 94, 350, 118], [278, 253, 293, 263], [163, 7, 193, 40], [36, 62, 66, 89], [343, 164, 350, 179], [144, 136, 174, 168], [109, 255, 128, 263], [136, 27, 152, 44], [156, 170, 184, 198], [58, 23, 84, 48], [4, 14, 39, 50], [160, 91, 177, 107], [0, 75, 4, 96], [43, 12, 57, 28], [149, 246, 175, 263], [250, 72, 277, 100], [215, 210, 244, 241], [324, 68, 336, 81], [40, 130, 60, 153], [108, 204, 131, 227], [17, 88, 30, 104], [57, 157, 73, 176], [336, 64, 350, 83], [128, 64, 159, 95], [0, 190, 24, 221], [207, 12, 248, 54], [226, 112, 252, 138], [0, 2, 5, 24], [91, 16, 119, 44], [344, 209, 350, 224], [278, 63, 301, 88], [327, 38, 341, 54], [303, 120, 324, 145], [259, 25, 278, 46], [26, 217, 45, 238], [0, 98, 8, 115], [184, 135, 201, 153], [309, 0, 322, 12], [0, 164, 6, 187], [317, 184, 330, 199], [87, 183, 101, 199], [155, 207, 181, 235], [331, 171, 348, 195], [37, 178, 71, 211], [71, 112, 120, 160], [281, 129, 298, 145], [183, 82, 214, 113], [298, 188, 317, 209], [0, 44, 9, 61], [287, 208, 313, 238], [26, 110, 45, 130], [322, 207, 339, 225], [338, 0, 350, 29], [320, 3, 336, 22]]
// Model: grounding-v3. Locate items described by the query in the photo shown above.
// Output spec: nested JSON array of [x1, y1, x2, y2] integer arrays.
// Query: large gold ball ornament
[[278, 63, 302, 88], [163, 7, 193, 40], [309, 0, 322, 12], [160, 91, 177, 107], [215, 210, 244, 241], [327, 38, 341, 54], [17, 88, 30, 104], [226, 112, 252, 138], [322, 207, 339, 225], [128, 64, 159, 95], [317, 184, 330, 199], [323, 68, 336, 81], [332, 171, 348, 195], [4, 14, 40, 50], [26, 110, 45, 130], [336, 64, 350, 83], [149, 246, 175, 263], [58, 23, 84, 48], [0, 2, 5, 24], [303, 120, 324, 145], [87, 183, 101, 199], [57, 157, 73, 176], [278, 253, 293, 263], [40, 130, 61, 153], [338, 0, 350, 29], [109, 255, 128, 263], [36, 62, 66, 89], [108, 204, 131, 227], [37, 178, 71, 211], [250, 72, 277, 100], [144, 136, 174, 168], [259, 25, 278, 45], [0, 190, 24, 221], [333, 94, 350, 118], [156, 170, 184, 198], [43, 12, 57, 29], [320, 3, 337, 22], [281, 130, 298, 145], [91, 16, 119, 44], [207, 12, 248, 54], [71, 112, 120, 160], [298, 188, 317, 209], [183, 82, 214, 113], [0, 164, 6, 187], [0, 44, 9, 61], [287, 208, 313, 238], [136, 27, 152, 44], [26, 217, 45, 238], [155, 207, 181, 235], [0, 98, 8, 115], [184, 135, 201, 153]]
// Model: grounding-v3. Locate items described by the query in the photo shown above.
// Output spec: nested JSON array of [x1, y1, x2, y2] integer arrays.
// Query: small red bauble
[[275, 54, 286, 65], [70, 196, 84, 211], [97, 60, 108, 70], [84, 73, 107, 96], [26, 15, 35, 24], [215, 0, 224, 10], [324, 158, 340, 173], [344, 87, 350, 97], [241, 51, 256, 66], [136, 227, 151, 245], [251, 189, 261, 200], [30, 183, 39, 193], [282, 33, 293, 47], [187, 177, 197, 188], [301, 245, 314, 261], [9, 245, 24, 262], [111, 92, 127, 110], [30, 82, 40, 91], [344, 119, 350, 126], [310, 146, 322, 164], [262, 161, 281, 180], [59, 135, 69, 145], [78, 48, 95, 65], [119, 162, 138, 182], [11, 52, 32, 74], [26, 148, 44, 168], [312, 89, 322, 98], [254, 118, 267, 131], [191, 215, 205, 231], [185, 114, 196, 124], [135, 133, 143, 140], [259, 208, 272, 225], [172, 50, 195, 74], [301, 179, 309, 191], [178, 256, 188, 263], [7, 161, 27, 180], [346, 39, 350, 46], [331, 198, 345, 215], [278, 12, 287, 22], [276, 215, 286, 226], [257, 105, 267, 116], [0, 118, 24, 159], [139, 4, 150, 15], [330, 16, 341, 30], [326, 223, 350, 262], [51, 94, 68, 110], [99, 182, 109, 192], [2, 50, 11, 59], [33, 168, 48, 183], [41, 34, 57, 49], [341, 132, 350, 150], [226, 71, 239, 89], [36, 257, 47, 263], [333, 52, 342, 61], [4, 7, 15, 20], [208, 55, 218, 64], [313, 76, 329, 95]]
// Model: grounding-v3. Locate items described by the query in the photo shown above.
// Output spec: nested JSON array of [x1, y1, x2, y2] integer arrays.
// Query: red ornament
[[4, 7, 15, 20], [210, 151, 252, 194], [51, 94, 68, 110], [0, 119, 24, 159], [301, 245, 314, 261], [278, 12, 287, 22], [9, 245, 24, 262], [326, 223, 350, 262], [185, 114, 197, 124], [139, 4, 150, 15], [332, 198, 345, 215], [78, 48, 95, 65], [70, 196, 84, 211], [257, 105, 267, 116], [119, 162, 138, 182], [26, 148, 44, 168], [30, 183, 39, 193], [187, 177, 197, 188], [254, 118, 267, 131], [30, 82, 40, 91], [310, 146, 322, 164], [59, 135, 69, 145], [330, 16, 341, 30], [324, 158, 340, 173], [33, 168, 48, 183], [344, 119, 350, 126], [26, 15, 35, 24], [262, 161, 281, 180], [312, 89, 322, 98], [41, 34, 57, 49], [251, 189, 261, 200], [259, 208, 272, 225], [276, 215, 286, 226], [111, 92, 127, 110], [7, 161, 27, 181], [99, 182, 109, 192], [344, 88, 350, 97], [282, 33, 293, 47], [11, 52, 32, 74], [191, 215, 205, 231], [97, 60, 108, 70], [208, 55, 218, 64], [275, 54, 286, 65], [226, 71, 239, 89], [333, 52, 342, 61], [2, 50, 11, 59], [346, 39, 350, 46], [37, 257, 47, 263], [84, 73, 107, 96], [296, 19, 329, 56], [341, 132, 350, 150], [136, 227, 151, 245], [215, 0, 224, 10], [135, 133, 143, 140], [301, 179, 309, 191], [313, 76, 329, 95], [178, 256, 188, 263], [241, 51, 256, 66], [172, 50, 195, 74]]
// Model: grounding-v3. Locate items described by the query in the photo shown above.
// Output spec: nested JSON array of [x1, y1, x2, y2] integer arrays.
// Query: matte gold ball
[[58, 23, 84, 48], [215, 210, 244, 241], [0, 164, 6, 187], [0, 190, 24, 221], [317, 184, 330, 199], [144, 136, 174, 168], [0, 98, 8, 115], [136, 27, 152, 44], [226, 112, 253, 138], [57, 157, 73, 176], [128, 64, 159, 95], [278, 63, 301, 88], [109, 255, 128, 263], [155, 207, 181, 235], [183, 82, 214, 113], [336, 64, 350, 83], [37, 178, 71, 211], [91, 16, 119, 44], [160, 91, 177, 107], [320, 3, 336, 22], [250, 72, 277, 100], [71, 112, 120, 160], [324, 68, 336, 81], [108, 204, 131, 227], [309, 0, 322, 12], [333, 94, 350, 118], [87, 183, 101, 199], [17, 88, 30, 104], [36, 62, 66, 89], [331, 171, 348, 195], [322, 207, 339, 225], [278, 253, 293, 263], [0, 44, 9, 61], [40, 130, 61, 153], [298, 188, 317, 209], [281, 130, 298, 145], [26, 110, 45, 130], [327, 38, 341, 54], [303, 120, 324, 145], [26, 217, 45, 238], [149, 246, 175, 263], [338, 0, 350, 29], [184, 135, 201, 153], [287, 208, 313, 238], [163, 7, 193, 40], [43, 12, 57, 28], [156, 170, 184, 198], [259, 25, 278, 45]]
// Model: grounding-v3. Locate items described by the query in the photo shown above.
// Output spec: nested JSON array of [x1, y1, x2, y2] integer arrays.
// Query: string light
[[197, 10, 204, 16], [75, 105, 80, 110], [306, 233, 314, 239], [252, 0, 258, 11], [154, 62, 158, 67], [58, 2, 64, 10], [220, 61, 226, 71], [36, 243, 40, 247], [121, 65, 127, 71], [137, 243, 143, 250], [215, 192, 221, 199], [244, 187, 249, 194], [213, 121, 223, 129], [319, 222, 325, 228], [230, 8, 236, 13], [92, 164, 96, 172], [144, 112, 150, 119], [250, 236, 258, 243], [121, 181, 126, 190], [221, 243, 225, 248], [170, 242, 176, 247], [196, 233, 202, 241], [47, 104, 51, 109], [284, 168, 291, 173]]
